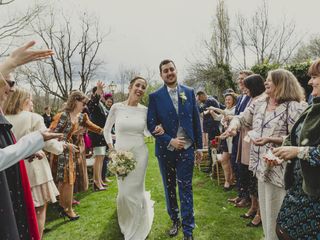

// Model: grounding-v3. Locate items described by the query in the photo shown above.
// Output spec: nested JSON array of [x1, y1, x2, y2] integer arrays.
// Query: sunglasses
[[6, 80, 15, 88]]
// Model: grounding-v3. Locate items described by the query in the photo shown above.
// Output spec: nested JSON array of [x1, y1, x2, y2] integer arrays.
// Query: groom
[[147, 59, 202, 240]]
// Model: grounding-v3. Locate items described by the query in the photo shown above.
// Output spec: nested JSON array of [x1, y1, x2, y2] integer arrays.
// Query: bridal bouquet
[[108, 149, 137, 180]]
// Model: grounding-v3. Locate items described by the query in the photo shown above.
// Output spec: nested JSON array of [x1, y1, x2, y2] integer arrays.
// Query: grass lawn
[[44, 142, 263, 240]]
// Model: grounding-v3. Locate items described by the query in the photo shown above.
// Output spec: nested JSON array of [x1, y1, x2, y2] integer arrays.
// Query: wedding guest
[[101, 92, 114, 182], [42, 106, 54, 128], [237, 74, 265, 227], [273, 59, 320, 239], [87, 82, 109, 190], [197, 90, 221, 172], [222, 69, 307, 240], [50, 91, 103, 221], [4, 88, 66, 239], [0, 41, 61, 240], [208, 92, 237, 190], [228, 70, 253, 207]]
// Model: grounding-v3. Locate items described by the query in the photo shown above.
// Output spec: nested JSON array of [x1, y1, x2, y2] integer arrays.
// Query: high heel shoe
[[93, 182, 106, 191], [60, 210, 80, 221], [101, 182, 108, 187], [240, 211, 257, 219], [246, 221, 262, 227], [57, 205, 64, 215]]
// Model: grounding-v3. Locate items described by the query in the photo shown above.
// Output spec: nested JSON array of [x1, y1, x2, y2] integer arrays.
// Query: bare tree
[[234, 14, 247, 69], [235, 0, 303, 65], [26, 9, 106, 100], [0, 5, 43, 56], [116, 66, 140, 101], [205, 0, 231, 66], [291, 35, 320, 63], [78, 14, 104, 93], [0, 0, 15, 6]]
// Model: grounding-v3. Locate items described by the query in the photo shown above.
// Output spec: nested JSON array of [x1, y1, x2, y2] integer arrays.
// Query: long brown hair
[[268, 69, 305, 104], [64, 91, 88, 113], [3, 87, 31, 115]]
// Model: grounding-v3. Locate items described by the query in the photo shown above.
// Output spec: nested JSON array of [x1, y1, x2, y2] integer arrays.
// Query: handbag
[[83, 133, 92, 149]]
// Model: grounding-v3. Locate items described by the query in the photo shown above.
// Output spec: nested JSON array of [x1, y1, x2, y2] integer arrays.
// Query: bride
[[103, 76, 163, 240]]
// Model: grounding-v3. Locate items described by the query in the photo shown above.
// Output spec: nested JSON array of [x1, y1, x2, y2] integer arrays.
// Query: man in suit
[[147, 59, 202, 240]]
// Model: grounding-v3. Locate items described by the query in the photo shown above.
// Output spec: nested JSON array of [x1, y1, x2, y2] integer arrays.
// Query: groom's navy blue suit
[[147, 84, 202, 236]]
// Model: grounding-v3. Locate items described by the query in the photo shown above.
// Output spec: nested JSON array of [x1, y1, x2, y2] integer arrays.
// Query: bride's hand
[[153, 124, 165, 136]]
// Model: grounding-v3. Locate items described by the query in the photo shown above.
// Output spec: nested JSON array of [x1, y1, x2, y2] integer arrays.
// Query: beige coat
[[6, 111, 63, 187]]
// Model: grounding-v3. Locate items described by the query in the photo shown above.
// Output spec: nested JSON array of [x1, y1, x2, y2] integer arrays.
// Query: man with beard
[[147, 59, 203, 240]]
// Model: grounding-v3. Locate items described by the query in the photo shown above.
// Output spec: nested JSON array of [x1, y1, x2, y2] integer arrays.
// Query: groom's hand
[[170, 137, 186, 150]]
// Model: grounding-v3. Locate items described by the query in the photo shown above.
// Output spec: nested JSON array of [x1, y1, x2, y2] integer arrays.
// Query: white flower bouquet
[[108, 149, 137, 180]]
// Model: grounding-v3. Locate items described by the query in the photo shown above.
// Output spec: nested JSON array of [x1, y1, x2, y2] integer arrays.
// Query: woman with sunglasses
[[50, 91, 103, 221]]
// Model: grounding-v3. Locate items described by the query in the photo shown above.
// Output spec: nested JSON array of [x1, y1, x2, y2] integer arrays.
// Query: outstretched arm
[[0, 131, 45, 171], [0, 41, 54, 76]]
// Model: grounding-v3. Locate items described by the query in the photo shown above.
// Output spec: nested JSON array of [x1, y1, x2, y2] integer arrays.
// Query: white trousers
[[258, 180, 286, 240]]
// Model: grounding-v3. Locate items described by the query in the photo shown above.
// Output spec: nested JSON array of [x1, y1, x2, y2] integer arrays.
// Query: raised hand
[[96, 80, 106, 95], [9, 41, 54, 67], [0, 41, 54, 76]]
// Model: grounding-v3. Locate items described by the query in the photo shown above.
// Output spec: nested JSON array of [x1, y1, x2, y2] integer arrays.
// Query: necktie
[[169, 88, 178, 112]]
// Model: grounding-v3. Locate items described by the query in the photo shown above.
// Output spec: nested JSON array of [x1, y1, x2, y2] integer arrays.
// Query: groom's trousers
[[157, 146, 195, 236]]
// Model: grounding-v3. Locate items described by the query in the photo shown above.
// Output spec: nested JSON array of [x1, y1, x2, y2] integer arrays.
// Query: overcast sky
[[6, 0, 320, 86]]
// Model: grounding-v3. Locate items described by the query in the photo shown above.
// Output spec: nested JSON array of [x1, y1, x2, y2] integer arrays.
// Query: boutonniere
[[179, 91, 187, 104]]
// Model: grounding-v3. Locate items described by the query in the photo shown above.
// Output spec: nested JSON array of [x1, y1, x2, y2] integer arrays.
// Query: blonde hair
[[3, 87, 31, 115], [64, 90, 88, 112], [268, 69, 305, 104]]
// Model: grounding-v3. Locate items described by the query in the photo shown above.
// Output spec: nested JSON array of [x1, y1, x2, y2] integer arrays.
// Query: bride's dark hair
[[129, 76, 147, 86]]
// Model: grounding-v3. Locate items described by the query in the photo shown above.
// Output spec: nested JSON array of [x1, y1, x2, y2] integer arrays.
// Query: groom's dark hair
[[159, 59, 176, 73]]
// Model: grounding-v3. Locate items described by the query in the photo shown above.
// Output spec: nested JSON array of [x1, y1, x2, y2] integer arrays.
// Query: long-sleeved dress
[[50, 112, 102, 191], [104, 103, 154, 240]]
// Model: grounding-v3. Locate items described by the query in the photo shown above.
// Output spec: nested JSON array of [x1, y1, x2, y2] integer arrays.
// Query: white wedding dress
[[103, 102, 154, 240]]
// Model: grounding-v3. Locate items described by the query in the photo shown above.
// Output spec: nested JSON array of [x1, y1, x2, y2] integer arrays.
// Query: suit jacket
[[235, 95, 251, 115], [147, 84, 202, 156]]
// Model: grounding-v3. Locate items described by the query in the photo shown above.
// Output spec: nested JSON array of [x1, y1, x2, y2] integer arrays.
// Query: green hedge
[[251, 61, 312, 97]]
